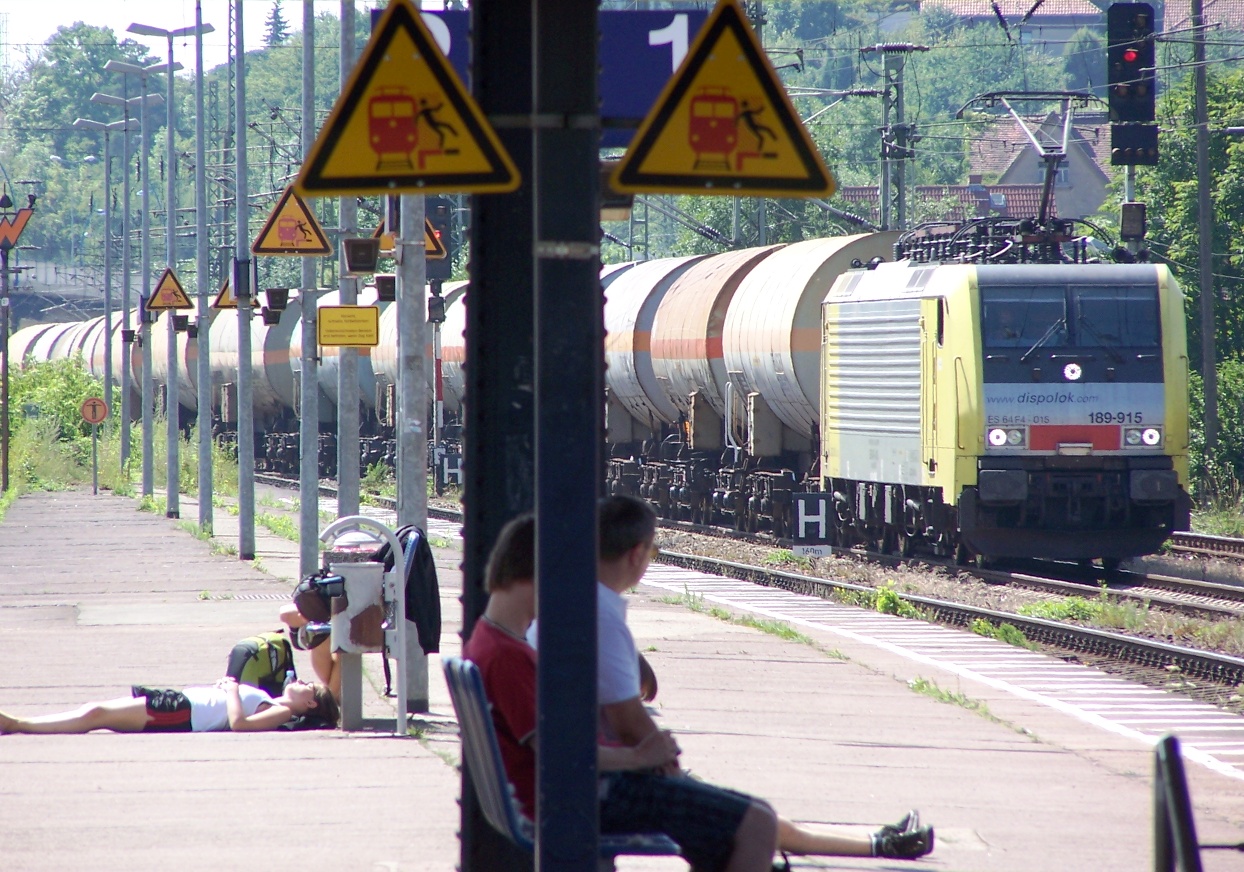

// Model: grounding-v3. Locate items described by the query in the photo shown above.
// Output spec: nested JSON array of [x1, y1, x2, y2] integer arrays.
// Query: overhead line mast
[[860, 43, 928, 231]]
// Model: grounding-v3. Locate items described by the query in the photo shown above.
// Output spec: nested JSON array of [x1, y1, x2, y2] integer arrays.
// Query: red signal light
[[1123, 47, 1140, 63]]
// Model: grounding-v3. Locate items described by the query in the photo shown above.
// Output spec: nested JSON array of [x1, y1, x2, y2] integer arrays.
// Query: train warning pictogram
[[146, 268, 194, 311], [252, 186, 333, 256], [611, 0, 836, 198], [294, 0, 518, 196]]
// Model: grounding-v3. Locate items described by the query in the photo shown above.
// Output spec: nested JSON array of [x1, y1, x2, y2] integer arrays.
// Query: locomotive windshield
[[982, 286, 1066, 349], [982, 284, 1160, 350]]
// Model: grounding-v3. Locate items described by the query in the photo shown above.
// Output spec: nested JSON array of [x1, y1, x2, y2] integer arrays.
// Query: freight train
[[8, 217, 1190, 566]]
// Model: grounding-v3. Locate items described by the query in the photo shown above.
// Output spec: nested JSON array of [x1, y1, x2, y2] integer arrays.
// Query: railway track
[[1167, 530, 1244, 560]]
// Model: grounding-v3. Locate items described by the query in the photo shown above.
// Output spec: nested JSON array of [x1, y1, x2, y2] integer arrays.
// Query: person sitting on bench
[[465, 512, 933, 872]]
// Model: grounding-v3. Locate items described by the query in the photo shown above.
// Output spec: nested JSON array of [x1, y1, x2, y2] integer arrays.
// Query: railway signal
[[1108, 2, 1158, 165]]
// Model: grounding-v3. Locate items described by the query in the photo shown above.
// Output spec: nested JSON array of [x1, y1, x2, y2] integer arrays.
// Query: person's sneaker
[[878, 810, 920, 837], [297, 622, 332, 650], [871, 824, 935, 859]]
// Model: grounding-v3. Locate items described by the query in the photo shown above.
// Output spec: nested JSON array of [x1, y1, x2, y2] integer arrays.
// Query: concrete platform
[[1, 487, 1242, 871]]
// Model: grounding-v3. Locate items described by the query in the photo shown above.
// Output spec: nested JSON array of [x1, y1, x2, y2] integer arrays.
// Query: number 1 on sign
[[649, 14, 690, 71]]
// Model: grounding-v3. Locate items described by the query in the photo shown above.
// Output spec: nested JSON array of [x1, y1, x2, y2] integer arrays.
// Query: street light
[[73, 117, 135, 418], [91, 90, 164, 471], [104, 58, 179, 501], [128, 21, 213, 521]]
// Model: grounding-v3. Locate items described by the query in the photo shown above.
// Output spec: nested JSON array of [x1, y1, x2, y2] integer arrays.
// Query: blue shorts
[[599, 771, 753, 872]]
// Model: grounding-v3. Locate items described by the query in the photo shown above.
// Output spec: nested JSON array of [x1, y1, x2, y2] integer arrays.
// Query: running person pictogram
[[417, 99, 458, 150], [736, 100, 776, 151]]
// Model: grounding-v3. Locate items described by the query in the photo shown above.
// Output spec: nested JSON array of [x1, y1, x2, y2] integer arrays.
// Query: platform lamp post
[[129, 21, 213, 520], [0, 189, 35, 494], [104, 59, 178, 500], [73, 118, 134, 424], [91, 91, 163, 472]]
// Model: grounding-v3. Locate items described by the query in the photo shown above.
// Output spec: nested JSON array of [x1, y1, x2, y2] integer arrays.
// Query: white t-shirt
[[525, 581, 641, 706], [182, 684, 273, 731]]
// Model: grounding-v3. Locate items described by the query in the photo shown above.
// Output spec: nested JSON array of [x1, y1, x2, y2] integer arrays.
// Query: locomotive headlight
[[1007, 428, 1025, 446], [1124, 427, 1164, 447], [988, 428, 1008, 447], [1063, 362, 1082, 381]]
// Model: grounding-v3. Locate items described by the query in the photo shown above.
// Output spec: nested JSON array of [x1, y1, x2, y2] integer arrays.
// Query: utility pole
[[337, 0, 360, 520], [235, 0, 256, 559], [129, 19, 214, 520], [1192, 0, 1216, 459], [861, 43, 927, 231], [299, 0, 319, 578], [195, 2, 213, 534]]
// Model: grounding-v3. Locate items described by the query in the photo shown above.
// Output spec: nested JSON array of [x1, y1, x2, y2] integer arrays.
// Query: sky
[[0, 1, 378, 74]]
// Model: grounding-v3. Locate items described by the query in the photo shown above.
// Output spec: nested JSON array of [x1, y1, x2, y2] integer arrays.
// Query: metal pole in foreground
[[533, 0, 601, 866], [235, 0, 255, 559], [140, 71, 155, 498], [164, 35, 180, 519], [337, 0, 360, 520], [195, 1, 213, 534], [397, 191, 429, 713], [299, 0, 320, 578], [1, 246, 9, 493]]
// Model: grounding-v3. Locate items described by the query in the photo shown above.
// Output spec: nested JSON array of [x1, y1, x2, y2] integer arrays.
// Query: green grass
[[762, 549, 813, 571], [907, 676, 1033, 737], [970, 618, 1037, 649], [256, 511, 300, 541]]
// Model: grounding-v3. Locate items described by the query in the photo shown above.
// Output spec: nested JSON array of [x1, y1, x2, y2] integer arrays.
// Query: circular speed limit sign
[[80, 397, 108, 425]]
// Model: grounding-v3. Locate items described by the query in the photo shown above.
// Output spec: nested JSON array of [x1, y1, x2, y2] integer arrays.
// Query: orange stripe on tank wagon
[[648, 337, 724, 360], [1028, 425, 1121, 451]]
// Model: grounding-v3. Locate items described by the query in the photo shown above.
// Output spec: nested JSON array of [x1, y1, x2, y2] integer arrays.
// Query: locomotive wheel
[[1101, 557, 1123, 574], [954, 540, 973, 566]]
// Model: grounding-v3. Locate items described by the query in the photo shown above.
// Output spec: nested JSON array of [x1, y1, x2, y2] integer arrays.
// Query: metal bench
[[442, 656, 681, 861]]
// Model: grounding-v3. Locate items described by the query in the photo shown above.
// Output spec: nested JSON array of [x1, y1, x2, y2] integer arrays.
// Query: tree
[[265, 1, 290, 48]]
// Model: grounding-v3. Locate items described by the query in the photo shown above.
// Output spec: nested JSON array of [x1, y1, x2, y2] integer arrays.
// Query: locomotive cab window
[[1073, 286, 1160, 348], [981, 286, 1066, 350]]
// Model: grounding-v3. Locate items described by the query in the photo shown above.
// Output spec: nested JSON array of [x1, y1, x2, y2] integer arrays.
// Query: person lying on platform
[[0, 676, 338, 734], [468, 513, 933, 872]]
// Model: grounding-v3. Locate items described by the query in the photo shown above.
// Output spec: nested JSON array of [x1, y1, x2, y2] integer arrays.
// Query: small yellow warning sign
[[372, 221, 396, 254], [425, 218, 447, 260], [295, 0, 519, 196], [252, 186, 333, 256], [611, 0, 836, 198], [147, 267, 194, 311], [212, 278, 260, 310], [318, 305, 381, 347], [371, 217, 446, 258]]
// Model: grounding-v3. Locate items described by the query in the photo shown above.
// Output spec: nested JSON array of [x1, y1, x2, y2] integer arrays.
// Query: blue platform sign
[[376, 9, 709, 148]]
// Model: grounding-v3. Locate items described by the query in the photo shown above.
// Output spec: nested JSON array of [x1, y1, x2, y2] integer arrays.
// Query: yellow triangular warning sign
[[425, 218, 447, 260], [147, 267, 194, 311], [373, 221, 396, 254], [212, 278, 260, 310], [611, 0, 835, 198], [371, 217, 446, 259], [294, 0, 519, 197], [252, 186, 333, 256]]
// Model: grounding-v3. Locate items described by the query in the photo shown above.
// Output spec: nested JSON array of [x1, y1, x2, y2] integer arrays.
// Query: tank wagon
[[9, 221, 1190, 565]]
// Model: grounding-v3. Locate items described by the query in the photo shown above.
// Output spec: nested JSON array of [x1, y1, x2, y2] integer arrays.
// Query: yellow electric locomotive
[[807, 234, 1190, 566]]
